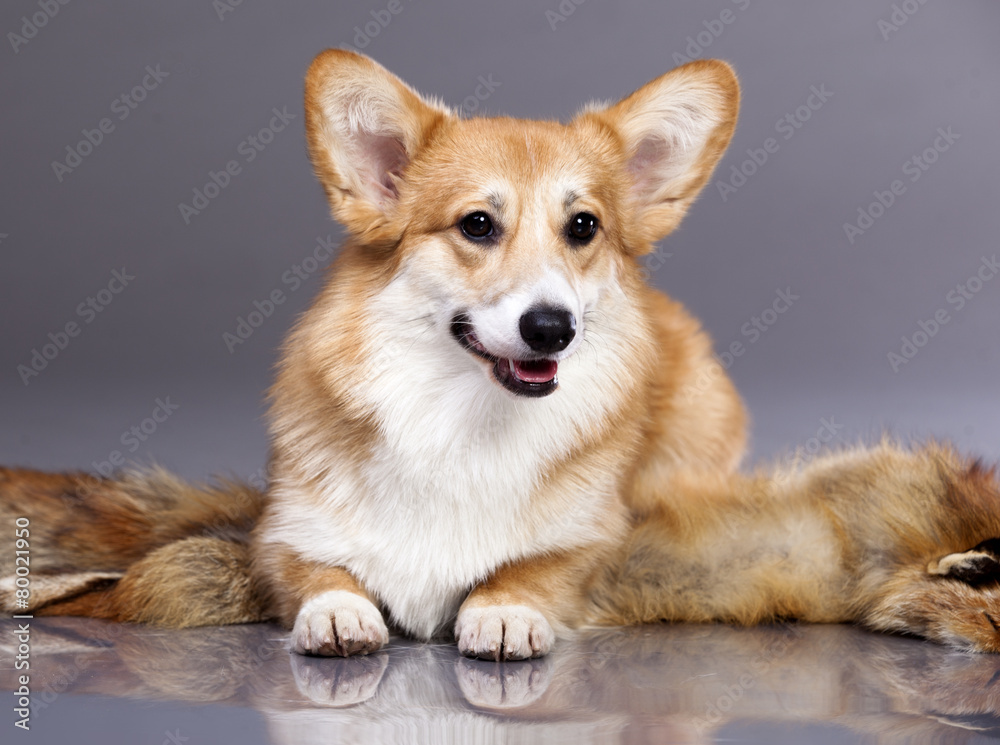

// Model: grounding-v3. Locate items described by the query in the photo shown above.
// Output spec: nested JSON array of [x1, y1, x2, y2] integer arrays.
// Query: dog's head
[[304, 51, 738, 398]]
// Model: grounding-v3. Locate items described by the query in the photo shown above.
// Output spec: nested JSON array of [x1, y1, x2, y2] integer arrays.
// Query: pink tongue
[[512, 359, 558, 383]]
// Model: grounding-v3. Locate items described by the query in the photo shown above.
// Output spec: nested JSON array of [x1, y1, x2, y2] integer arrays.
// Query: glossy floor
[[3, 618, 999, 744]]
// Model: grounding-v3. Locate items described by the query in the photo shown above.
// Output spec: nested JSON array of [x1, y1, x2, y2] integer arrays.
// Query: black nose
[[519, 307, 576, 354]]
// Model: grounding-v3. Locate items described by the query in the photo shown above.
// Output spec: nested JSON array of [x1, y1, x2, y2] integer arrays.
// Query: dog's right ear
[[575, 60, 739, 249], [304, 50, 452, 240]]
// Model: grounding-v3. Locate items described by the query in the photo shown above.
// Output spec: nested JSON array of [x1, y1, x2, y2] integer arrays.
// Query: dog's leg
[[456, 549, 601, 661], [257, 547, 388, 657]]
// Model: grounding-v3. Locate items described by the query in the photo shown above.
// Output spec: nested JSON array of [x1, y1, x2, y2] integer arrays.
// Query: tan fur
[[254, 544, 379, 629], [591, 440, 1000, 650], [4, 52, 1000, 659], [0, 467, 267, 626]]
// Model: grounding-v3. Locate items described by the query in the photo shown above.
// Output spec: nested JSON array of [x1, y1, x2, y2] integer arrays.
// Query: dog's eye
[[567, 212, 598, 243], [460, 212, 494, 240]]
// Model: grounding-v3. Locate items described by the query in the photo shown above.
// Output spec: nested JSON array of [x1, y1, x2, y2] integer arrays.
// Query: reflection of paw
[[290, 650, 388, 707], [929, 539, 1000, 586], [455, 655, 553, 709], [291, 591, 388, 657], [456, 605, 554, 660]]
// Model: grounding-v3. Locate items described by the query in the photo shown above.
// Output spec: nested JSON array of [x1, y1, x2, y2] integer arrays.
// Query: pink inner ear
[[628, 135, 671, 199], [356, 130, 409, 202]]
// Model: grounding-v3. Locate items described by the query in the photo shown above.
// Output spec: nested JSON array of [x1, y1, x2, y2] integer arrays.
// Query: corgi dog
[[3, 50, 1000, 660]]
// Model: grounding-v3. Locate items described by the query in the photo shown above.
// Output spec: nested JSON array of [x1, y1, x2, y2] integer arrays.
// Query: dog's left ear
[[577, 60, 739, 249], [304, 49, 453, 240]]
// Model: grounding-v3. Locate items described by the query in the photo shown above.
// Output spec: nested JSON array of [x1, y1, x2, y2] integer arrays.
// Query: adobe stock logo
[[17, 268, 135, 385], [682, 287, 799, 402], [887, 255, 998, 373], [715, 85, 833, 201], [670, 0, 752, 66], [90, 397, 181, 477], [51, 64, 170, 182], [212, 0, 245, 21], [347, 0, 415, 50], [7, 0, 73, 54], [546, 0, 588, 31], [177, 106, 295, 224], [222, 235, 338, 353], [459, 75, 501, 116], [877, 0, 931, 40], [843, 126, 960, 245]]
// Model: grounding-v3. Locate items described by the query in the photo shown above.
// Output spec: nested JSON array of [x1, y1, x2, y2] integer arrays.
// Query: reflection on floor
[[3, 618, 1000, 744]]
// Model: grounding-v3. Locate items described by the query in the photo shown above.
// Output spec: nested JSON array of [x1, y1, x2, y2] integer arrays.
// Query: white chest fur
[[272, 368, 615, 639], [266, 270, 633, 638]]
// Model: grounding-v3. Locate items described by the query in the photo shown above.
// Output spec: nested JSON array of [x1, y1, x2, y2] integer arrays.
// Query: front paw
[[291, 590, 389, 657], [455, 604, 555, 661]]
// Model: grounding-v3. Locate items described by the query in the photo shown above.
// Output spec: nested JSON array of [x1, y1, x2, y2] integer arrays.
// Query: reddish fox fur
[[3, 51, 999, 658]]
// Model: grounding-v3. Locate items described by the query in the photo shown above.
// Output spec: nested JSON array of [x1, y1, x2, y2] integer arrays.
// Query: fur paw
[[289, 650, 388, 706], [455, 656, 553, 709], [929, 539, 1000, 586], [291, 590, 389, 657], [455, 605, 555, 661]]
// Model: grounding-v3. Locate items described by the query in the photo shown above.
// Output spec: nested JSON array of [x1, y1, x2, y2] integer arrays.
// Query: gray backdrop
[[2, 0, 998, 482]]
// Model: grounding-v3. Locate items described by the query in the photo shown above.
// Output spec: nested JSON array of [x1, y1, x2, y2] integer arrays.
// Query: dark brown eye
[[460, 212, 494, 240], [567, 212, 598, 243]]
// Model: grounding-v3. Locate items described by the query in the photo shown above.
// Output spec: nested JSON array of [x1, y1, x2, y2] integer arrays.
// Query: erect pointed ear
[[576, 59, 739, 249], [304, 49, 453, 239]]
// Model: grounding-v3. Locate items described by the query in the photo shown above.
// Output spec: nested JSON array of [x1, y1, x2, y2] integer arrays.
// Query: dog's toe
[[455, 605, 554, 661], [291, 590, 389, 657]]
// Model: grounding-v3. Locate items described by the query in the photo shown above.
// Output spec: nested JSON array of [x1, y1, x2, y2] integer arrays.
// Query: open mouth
[[450, 315, 559, 398]]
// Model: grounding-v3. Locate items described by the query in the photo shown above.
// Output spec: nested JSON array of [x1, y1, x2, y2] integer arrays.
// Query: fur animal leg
[[456, 549, 606, 661], [254, 547, 388, 657]]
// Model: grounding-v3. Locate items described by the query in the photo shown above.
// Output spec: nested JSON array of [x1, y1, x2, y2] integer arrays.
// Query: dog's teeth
[[509, 359, 518, 381]]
